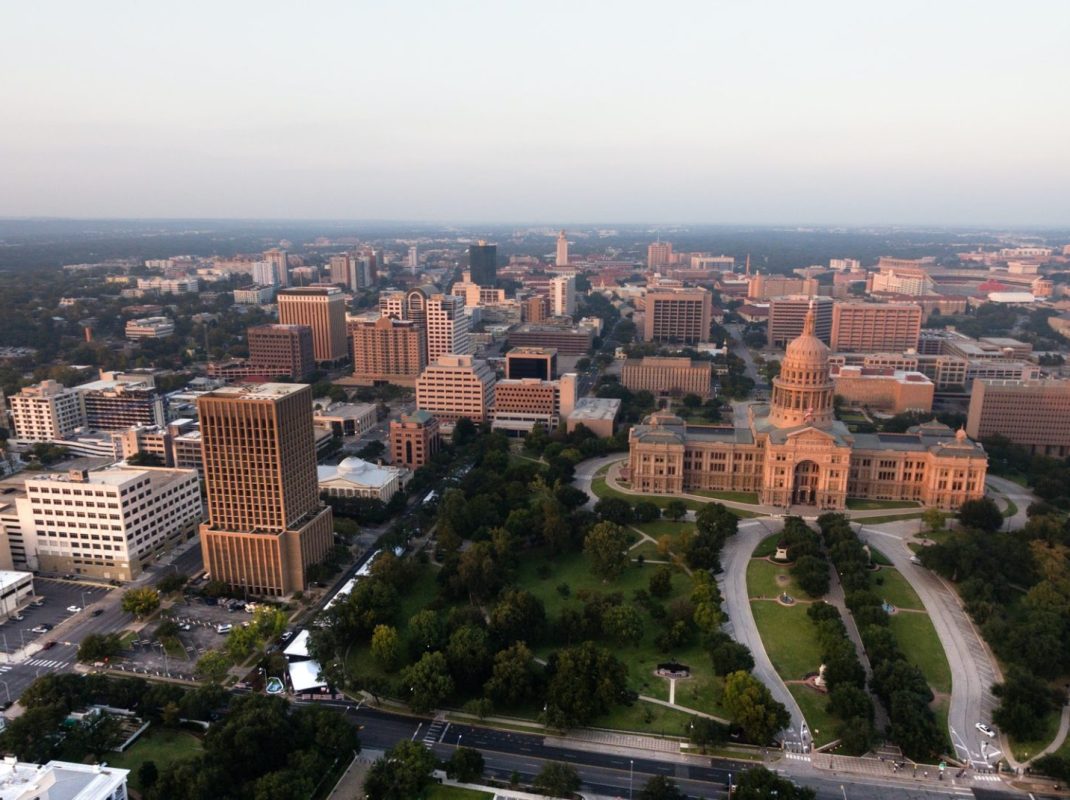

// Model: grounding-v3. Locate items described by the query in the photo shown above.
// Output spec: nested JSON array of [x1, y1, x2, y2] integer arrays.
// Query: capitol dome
[[767, 304, 835, 429]]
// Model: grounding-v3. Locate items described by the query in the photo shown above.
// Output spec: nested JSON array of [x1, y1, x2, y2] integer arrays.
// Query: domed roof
[[784, 305, 829, 365]]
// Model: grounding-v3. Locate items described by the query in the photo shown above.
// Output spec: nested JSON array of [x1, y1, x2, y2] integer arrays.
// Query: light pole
[[840, 785, 847, 800], [81, 591, 88, 612], [457, 734, 462, 750], [628, 759, 633, 800], [0, 679, 10, 704]]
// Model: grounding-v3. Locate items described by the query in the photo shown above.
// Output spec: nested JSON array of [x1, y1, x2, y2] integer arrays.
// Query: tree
[[485, 642, 538, 707], [594, 496, 633, 525], [401, 651, 454, 713], [370, 625, 401, 670], [407, 609, 447, 653], [639, 774, 686, 800], [544, 642, 628, 729], [957, 497, 1003, 533], [489, 589, 547, 646], [446, 747, 484, 783], [708, 633, 755, 676], [792, 554, 830, 597], [723, 670, 790, 744], [603, 603, 645, 646], [363, 740, 437, 800], [157, 572, 188, 594], [456, 541, 505, 603], [77, 633, 122, 663], [76, 711, 124, 759], [734, 767, 816, 800], [138, 761, 159, 791], [633, 500, 661, 523], [649, 565, 673, 598], [533, 762, 581, 798], [583, 522, 630, 581], [452, 417, 478, 447], [921, 507, 945, 534], [121, 587, 161, 618], [688, 716, 728, 751], [446, 625, 492, 691], [664, 499, 687, 522], [195, 651, 232, 684]]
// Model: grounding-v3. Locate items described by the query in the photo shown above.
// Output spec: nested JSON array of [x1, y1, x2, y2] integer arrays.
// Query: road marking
[[411, 723, 421, 741]]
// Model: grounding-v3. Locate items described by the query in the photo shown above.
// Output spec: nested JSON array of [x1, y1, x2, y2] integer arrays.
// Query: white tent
[[287, 659, 327, 693]]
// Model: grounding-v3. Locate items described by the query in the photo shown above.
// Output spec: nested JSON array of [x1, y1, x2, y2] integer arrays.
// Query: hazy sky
[[3, 1, 1069, 224]]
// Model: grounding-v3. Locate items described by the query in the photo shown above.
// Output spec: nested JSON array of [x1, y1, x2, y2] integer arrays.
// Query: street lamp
[[840, 785, 847, 800], [628, 759, 633, 800], [0, 679, 10, 705]]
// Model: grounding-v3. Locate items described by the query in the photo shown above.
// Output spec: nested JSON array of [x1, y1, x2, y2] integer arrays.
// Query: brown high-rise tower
[[198, 383, 332, 596], [277, 286, 348, 365]]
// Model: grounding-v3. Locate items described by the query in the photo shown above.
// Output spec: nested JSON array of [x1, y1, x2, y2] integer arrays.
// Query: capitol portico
[[625, 306, 988, 511]]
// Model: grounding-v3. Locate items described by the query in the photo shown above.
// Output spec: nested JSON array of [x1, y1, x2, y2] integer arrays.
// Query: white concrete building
[[0, 571, 35, 617], [317, 457, 406, 502], [0, 757, 128, 800], [135, 277, 200, 295], [10, 380, 86, 443], [125, 317, 175, 339], [233, 285, 276, 305], [425, 294, 471, 363], [313, 403, 377, 438], [550, 274, 577, 317], [20, 467, 202, 581]]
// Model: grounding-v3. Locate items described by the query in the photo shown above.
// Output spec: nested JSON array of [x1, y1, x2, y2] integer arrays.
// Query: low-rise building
[[125, 317, 175, 339], [506, 324, 593, 355], [830, 365, 934, 414], [622, 357, 714, 399], [0, 757, 129, 800], [390, 410, 441, 470], [317, 457, 407, 502], [313, 403, 377, 438], [567, 397, 621, 437], [0, 570, 35, 616]]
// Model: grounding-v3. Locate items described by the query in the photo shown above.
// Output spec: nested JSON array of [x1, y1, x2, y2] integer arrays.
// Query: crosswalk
[[783, 753, 811, 762], [970, 773, 1002, 783], [25, 658, 69, 669], [423, 718, 448, 747]]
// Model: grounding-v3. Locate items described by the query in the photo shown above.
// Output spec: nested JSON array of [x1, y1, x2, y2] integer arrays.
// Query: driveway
[[855, 523, 1003, 770], [573, 454, 627, 510], [718, 517, 809, 748], [985, 474, 1033, 531]]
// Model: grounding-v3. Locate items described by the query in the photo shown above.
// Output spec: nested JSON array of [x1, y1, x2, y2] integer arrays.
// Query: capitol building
[[625, 307, 988, 511]]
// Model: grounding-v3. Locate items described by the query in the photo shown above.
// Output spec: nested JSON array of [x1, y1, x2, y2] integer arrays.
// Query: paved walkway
[[1025, 703, 1070, 766], [718, 518, 810, 748]]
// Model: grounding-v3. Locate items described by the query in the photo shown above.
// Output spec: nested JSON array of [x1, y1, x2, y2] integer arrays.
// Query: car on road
[[90, 608, 104, 617], [41, 641, 56, 650], [975, 722, 996, 738], [30, 623, 53, 634], [280, 631, 294, 642], [30, 599, 44, 608], [9, 614, 24, 621], [909, 555, 922, 565], [216, 624, 233, 634], [179, 623, 191, 631], [66, 605, 83, 613]]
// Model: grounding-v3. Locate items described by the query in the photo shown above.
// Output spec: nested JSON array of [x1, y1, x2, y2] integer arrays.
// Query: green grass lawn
[[746, 558, 807, 600], [424, 785, 493, 800], [887, 611, 952, 694], [673, 675, 731, 720], [1008, 708, 1062, 762], [634, 520, 695, 539], [108, 728, 203, 791], [1002, 499, 1019, 519], [750, 601, 823, 681], [752, 533, 781, 559], [590, 477, 762, 518], [872, 568, 923, 610], [692, 490, 761, 504], [788, 685, 836, 747], [867, 546, 893, 567], [592, 700, 696, 738], [855, 512, 926, 524], [846, 498, 920, 510]]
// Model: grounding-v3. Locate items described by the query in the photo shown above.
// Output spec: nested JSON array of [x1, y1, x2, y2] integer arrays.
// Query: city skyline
[[3, 1, 1069, 225]]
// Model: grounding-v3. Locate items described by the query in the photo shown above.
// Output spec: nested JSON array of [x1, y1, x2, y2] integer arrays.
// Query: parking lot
[[112, 595, 258, 680], [0, 579, 110, 654]]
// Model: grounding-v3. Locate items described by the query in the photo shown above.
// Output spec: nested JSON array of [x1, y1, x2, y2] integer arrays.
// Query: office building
[[247, 324, 315, 380], [505, 347, 557, 380], [643, 286, 712, 344], [265, 248, 289, 287], [252, 260, 280, 287], [136, 276, 200, 295], [415, 355, 496, 426], [491, 375, 576, 435], [451, 272, 506, 307], [233, 285, 276, 305], [10, 380, 85, 442], [125, 317, 175, 339], [425, 294, 471, 363], [75, 376, 166, 431], [747, 273, 819, 300], [468, 241, 497, 286], [328, 253, 355, 289], [967, 379, 1070, 457], [626, 308, 987, 510], [830, 302, 922, 353], [567, 397, 621, 437], [313, 402, 377, 438], [556, 230, 569, 266], [691, 255, 735, 270], [506, 324, 593, 355], [521, 295, 549, 323], [868, 265, 935, 296], [198, 384, 333, 596], [277, 286, 348, 365], [23, 466, 202, 581], [622, 357, 714, 399], [0, 757, 129, 800], [348, 316, 427, 386], [829, 258, 861, 271], [829, 366, 934, 414], [550, 274, 577, 317], [768, 296, 833, 347], [390, 410, 441, 469], [647, 241, 674, 268]]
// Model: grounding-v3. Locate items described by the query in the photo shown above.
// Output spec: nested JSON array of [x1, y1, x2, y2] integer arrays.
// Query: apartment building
[[277, 286, 347, 364], [415, 355, 496, 426], [967, 379, 1070, 457], [550, 274, 577, 317], [830, 302, 922, 352], [643, 286, 712, 344], [10, 380, 85, 442], [75, 376, 166, 430], [622, 357, 714, 399], [22, 466, 202, 581]]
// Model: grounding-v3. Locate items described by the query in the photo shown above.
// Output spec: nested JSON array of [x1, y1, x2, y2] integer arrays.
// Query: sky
[[2, 1, 1069, 225]]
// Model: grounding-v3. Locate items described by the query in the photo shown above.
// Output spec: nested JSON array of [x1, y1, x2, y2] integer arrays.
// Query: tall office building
[[647, 241, 674, 269], [348, 316, 427, 386], [277, 286, 348, 365], [75, 376, 166, 430], [425, 294, 471, 363], [252, 260, 280, 287], [643, 286, 712, 344], [328, 253, 355, 289], [247, 323, 316, 380], [967, 379, 1070, 457], [198, 384, 332, 596], [415, 355, 496, 426], [10, 380, 85, 442], [830, 302, 922, 353], [468, 241, 497, 286], [550, 274, 577, 317], [264, 249, 289, 288], [408, 245, 418, 272], [505, 347, 557, 380], [556, 230, 569, 266], [768, 296, 834, 347]]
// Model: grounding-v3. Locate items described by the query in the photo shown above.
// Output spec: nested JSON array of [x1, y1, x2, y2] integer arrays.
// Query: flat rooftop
[[569, 397, 622, 421], [202, 382, 308, 400]]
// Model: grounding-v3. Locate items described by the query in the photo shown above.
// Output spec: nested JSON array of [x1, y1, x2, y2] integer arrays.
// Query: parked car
[[216, 624, 233, 635], [9, 614, 24, 621], [90, 608, 104, 617], [41, 641, 56, 650], [30, 624, 51, 634], [66, 605, 83, 613], [280, 631, 294, 642], [179, 623, 192, 631], [975, 722, 997, 738], [30, 599, 44, 608]]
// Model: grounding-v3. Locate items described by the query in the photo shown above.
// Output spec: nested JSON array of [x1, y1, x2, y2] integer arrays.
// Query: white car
[[216, 624, 233, 634], [66, 605, 82, 613], [975, 722, 996, 738]]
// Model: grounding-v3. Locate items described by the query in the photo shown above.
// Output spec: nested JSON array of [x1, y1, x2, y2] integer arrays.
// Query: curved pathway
[[856, 523, 1003, 770], [719, 518, 810, 749], [986, 474, 1033, 531]]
